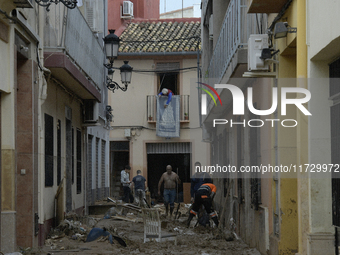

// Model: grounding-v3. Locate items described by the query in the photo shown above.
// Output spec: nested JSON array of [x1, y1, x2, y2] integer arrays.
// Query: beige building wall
[[109, 57, 209, 183]]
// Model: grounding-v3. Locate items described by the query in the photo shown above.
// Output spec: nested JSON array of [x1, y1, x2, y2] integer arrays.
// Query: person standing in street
[[131, 170, 147, 206], [158, 165, 181, 219], [121, 165, 134, 203], [190, 161, 212, 202]]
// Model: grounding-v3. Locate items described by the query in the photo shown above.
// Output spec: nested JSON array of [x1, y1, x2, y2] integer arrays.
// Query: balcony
[[146, 95, 190, 123], [247, 0, 289, 13], [43, 7, 104, 102], [207, 0, 267, 83]]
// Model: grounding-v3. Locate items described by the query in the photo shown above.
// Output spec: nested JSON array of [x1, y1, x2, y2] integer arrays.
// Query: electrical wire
[[111, 66, 197, 73]]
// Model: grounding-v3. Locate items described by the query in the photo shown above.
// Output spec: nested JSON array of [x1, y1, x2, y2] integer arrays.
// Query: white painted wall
[[41, 80, 84, 220]]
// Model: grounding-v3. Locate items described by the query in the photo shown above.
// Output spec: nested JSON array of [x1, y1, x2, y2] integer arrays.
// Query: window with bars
[[72, 127, 74, 184], [330, 58, 340, 226], [45, 114, 54, 187], [237, 119, 244, 204], [76, 129, 82, 194], [250, 111, 261, 210], [57, 119, 61, 186]]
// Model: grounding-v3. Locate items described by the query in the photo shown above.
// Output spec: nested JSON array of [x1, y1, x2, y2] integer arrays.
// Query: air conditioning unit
[[123, 1, 134, 16], [84, 100, 99, 123], [209, 14, 213, 40], [248, 34, 269, 71]]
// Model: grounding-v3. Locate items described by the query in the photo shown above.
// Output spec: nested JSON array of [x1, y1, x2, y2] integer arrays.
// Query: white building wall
[[41, 79, 84, 220]]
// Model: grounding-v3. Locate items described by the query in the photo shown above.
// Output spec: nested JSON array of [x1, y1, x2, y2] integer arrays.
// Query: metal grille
[[147, 95, 190, 121], [57, 119, 61, 185], [87, 135, 93, 205], [45, 114, 54, 187], [250, 110, 261, 210], [155, 62, 180, 71], [237, 121, 243, 204], [146, 142, 191, 154], [331, 59, 340, 227], [206, 0, 267, 82], [66, 119, 72, 212], [331, 104, 340, 226], [96, 138, 99, 200], [76, 129, 82, 194], [101, 140, 106, 198], [72, 127, 74, 184]]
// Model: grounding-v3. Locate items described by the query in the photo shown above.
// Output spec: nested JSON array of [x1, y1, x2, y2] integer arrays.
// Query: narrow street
[[36, 202, 261, 255]]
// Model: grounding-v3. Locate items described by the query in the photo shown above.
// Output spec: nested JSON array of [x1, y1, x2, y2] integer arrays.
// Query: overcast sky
[[159, 0, 201, 14]]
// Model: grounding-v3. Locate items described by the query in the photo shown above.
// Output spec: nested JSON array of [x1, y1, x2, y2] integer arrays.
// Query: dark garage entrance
[[146, 143, 191, 202]]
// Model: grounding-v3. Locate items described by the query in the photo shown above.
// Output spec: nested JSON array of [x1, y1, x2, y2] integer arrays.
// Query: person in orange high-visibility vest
[[187, 183, 219, 227]]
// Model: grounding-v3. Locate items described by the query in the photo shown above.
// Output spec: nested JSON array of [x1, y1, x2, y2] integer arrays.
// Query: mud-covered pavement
[[29, 204, 261, 255]]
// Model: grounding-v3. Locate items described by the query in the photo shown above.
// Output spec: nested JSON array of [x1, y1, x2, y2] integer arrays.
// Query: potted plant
[[184, 113, 189, 120], [148, 115, 153, 121]]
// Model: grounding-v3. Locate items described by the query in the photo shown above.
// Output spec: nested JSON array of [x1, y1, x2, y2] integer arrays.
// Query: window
[[330, 58, 340, 226], [45, 114, 54, 187], [57, 119, 61, 185], [76, 129, 82, 194], [72, 127, 74, 184], [156, 62, 180, 95], [250, 111, 261, 210]]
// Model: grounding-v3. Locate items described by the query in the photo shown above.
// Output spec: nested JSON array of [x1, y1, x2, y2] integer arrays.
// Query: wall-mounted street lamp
[[106, 61, 133, 92], [273, 22, 297, 39], [104, 30, 120, 68], [103, 30, 133, 93], [35, 0, 77, 11]]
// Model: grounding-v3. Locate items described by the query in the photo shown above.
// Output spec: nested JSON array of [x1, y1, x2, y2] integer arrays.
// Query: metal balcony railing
[[207, 0, 267, 83], [146, 95, 190, 122], [44, 7, 105, 90]]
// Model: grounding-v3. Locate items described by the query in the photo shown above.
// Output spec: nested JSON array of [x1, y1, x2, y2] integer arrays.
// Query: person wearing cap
[[158, 88, 174, 108], [186, 183, 219, 227]]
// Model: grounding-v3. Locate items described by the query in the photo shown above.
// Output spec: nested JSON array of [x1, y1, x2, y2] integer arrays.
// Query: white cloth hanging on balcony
[[156, 96, 180, 137]]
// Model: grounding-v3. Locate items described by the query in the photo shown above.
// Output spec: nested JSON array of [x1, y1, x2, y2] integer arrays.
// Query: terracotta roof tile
[[119, 20, 201, 53]]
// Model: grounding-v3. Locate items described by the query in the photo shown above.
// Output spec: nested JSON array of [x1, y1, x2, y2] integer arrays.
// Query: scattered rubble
[[31, 199, 262, 255]]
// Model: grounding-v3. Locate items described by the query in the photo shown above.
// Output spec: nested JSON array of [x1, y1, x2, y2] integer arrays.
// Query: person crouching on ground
[[187, 183, 219, 227]]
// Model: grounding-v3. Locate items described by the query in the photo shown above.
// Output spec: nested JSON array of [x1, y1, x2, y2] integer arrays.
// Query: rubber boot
[[212, 216, 219, 227], [187, 213, 195, 227], [170, 206, 174, 219]]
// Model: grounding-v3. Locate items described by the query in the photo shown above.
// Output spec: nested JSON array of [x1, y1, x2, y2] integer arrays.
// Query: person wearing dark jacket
[[187, 183, 219, 227], [190, 162, 212, 202]]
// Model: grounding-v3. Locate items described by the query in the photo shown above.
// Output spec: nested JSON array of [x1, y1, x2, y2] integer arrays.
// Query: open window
[[156, 62, 180, 95]]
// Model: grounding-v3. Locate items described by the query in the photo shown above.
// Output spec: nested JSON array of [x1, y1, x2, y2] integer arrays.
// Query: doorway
[[110, 141, 130, 198], [147, 153, 190, 202]]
